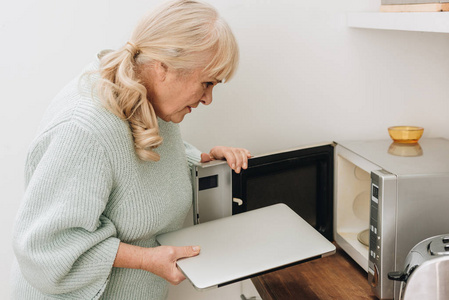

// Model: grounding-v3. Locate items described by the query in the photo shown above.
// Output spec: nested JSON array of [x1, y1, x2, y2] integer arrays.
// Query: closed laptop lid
[[156, 203, 336, 290]]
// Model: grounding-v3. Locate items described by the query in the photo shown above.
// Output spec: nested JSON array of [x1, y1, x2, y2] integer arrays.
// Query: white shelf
[[347, 12, 449, 33]]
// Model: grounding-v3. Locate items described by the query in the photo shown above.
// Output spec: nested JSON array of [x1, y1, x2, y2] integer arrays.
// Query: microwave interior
[[334, 154, 374, 271]]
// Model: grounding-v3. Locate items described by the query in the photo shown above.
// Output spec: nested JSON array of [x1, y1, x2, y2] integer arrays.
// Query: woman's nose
[[201, 89, 213, 105]]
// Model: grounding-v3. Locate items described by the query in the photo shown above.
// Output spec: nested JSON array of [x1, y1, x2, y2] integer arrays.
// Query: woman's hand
[[201, 146, 251, 173], [140, 245, 200, 285], [113, 243, 200, 285]]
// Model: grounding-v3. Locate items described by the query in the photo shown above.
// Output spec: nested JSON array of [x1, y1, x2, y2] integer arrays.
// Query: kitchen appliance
[[336, 138, 449, 299], [191, 138, 449, 299], [387, 234, 449, 300]]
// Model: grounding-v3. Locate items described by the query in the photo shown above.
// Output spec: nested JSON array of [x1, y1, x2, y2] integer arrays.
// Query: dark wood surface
[[251, 244, 377, 300]]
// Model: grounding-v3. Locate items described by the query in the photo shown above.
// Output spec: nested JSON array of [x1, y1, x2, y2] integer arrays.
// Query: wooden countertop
[[251, 244, 378, 300]]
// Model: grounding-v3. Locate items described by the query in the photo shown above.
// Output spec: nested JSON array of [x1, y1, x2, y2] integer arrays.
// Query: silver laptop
[[156, 203, 335, 291]]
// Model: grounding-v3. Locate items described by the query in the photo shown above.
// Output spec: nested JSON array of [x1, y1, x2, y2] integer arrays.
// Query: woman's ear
[[153, 61, 168, 82]]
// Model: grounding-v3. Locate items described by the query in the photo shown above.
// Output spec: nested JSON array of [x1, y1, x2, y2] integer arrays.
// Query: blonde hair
[[97, 0, 239, 161]]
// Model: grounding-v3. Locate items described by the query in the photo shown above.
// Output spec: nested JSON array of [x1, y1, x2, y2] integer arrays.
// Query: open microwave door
[[157, 203, 336, 291], [232, 143, 334, 241], [191, 143, 334, 240]]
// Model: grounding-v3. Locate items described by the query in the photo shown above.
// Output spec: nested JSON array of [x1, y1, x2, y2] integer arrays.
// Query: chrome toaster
[[388, 234, 449, 300]]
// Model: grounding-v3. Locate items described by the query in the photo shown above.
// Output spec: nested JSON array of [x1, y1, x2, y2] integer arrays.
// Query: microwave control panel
[[368, 182, 381, 292], [369, 184, 380, 262], [368, 170, 397, 300]]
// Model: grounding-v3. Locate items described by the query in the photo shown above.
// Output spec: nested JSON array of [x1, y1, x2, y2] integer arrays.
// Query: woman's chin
[[170, 113, 188, 123]]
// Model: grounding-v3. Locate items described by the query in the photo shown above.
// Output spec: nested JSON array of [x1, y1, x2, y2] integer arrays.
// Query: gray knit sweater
[[11, 57, 202, 299]]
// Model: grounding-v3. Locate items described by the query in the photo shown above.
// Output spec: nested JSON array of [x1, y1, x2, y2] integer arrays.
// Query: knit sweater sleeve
[[13, 121, 120, 299], [184, 141, 202, 165]]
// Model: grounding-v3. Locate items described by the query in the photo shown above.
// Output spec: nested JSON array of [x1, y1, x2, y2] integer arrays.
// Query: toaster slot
[[429, 238, 449, 256]]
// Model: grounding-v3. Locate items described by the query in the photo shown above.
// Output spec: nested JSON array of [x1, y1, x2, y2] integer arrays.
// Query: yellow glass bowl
[[388, 126, 424, 143]]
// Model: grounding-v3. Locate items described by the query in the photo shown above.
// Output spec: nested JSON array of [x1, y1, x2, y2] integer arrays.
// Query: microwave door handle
[[232, 198, 243, 206]]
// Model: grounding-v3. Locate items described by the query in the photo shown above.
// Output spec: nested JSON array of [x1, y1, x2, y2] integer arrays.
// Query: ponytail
[[97, 44, 162, 162]]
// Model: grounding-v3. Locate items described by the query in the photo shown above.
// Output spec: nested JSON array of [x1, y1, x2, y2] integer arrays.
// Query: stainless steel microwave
[[190, 138, 449, 300], [335, 138, 449, 299]]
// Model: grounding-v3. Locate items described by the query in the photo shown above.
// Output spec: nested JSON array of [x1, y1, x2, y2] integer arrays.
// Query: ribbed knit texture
[[11, 56, 201, 299]]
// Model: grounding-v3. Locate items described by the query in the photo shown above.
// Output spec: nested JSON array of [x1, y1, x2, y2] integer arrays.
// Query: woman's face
[[145, 63, 220, 123]]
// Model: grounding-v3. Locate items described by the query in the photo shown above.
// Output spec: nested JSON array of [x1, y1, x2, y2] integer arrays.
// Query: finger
[[223, 151, 237, 171], [208, 146, 224, 160], [172, 267, 187, 285], [240, 150, 249, 170], [231, 149, 243, 173], [176, 246, 201, 260], [201, 153, 212, 163], [168, 269, 186, 285]]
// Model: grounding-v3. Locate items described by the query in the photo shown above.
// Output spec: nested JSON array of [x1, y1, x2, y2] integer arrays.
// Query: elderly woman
[[11, 0, 250, 299]]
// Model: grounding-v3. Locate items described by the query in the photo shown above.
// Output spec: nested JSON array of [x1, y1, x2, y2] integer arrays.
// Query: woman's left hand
[[201, 146, 251, 173]]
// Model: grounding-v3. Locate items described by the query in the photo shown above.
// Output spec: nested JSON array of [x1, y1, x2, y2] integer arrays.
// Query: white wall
[[181, 1, 449, 153], [1, 0, 449, 298]]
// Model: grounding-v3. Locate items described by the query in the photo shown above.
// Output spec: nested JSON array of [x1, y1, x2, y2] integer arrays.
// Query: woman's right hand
[[113, 242, 200, 285], [140, 245, 201, 285]]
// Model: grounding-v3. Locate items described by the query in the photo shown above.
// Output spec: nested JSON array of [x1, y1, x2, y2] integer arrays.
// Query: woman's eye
[[203, 82, 214, 89]]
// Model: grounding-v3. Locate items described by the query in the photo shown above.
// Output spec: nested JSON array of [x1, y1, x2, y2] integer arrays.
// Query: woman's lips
[[187, 104, 198, 113]]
